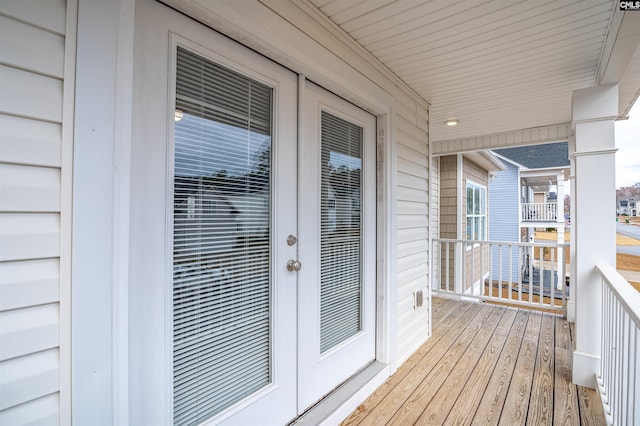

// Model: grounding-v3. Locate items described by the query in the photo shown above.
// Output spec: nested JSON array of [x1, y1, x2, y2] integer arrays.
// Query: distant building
[[489, 141, 570, 281], [617, 198, 637, 216]]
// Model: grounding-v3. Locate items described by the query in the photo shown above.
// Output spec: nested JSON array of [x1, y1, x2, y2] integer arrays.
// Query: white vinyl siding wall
[[395, 105, 430, 364], [0, 0, 73, 423]]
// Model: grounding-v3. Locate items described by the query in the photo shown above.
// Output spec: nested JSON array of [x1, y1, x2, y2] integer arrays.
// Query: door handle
[[287, 259, 302, 272]]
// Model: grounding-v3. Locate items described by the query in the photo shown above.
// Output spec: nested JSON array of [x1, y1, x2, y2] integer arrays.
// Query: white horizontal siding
[[0, 164, 61, 212], [397, 226, 429, 244], [430, 156, 440, 293], [0, 304, 59, 361], [0, 349, 59, 411], [0, 65, 63, 122], [0, 15, 65, 78], [0, 0, 67, 35], [0, 259, 59, 311], [395, 106, 430, 365], [0, 393, 60, 426], [0, 213, 60, 262], [0, 115, 61, 168], [0, 1, 69, 422]]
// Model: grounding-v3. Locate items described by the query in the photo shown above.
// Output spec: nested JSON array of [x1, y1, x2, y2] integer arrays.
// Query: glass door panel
[[172, 47, 274, 425], [320, 111, 364, 353]]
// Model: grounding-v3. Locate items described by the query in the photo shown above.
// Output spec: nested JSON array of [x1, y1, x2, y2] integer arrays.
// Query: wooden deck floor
[[342, 297, 606, 425]]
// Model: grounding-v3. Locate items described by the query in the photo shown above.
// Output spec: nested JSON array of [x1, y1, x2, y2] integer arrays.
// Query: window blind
[[320, 111, 364, 353], [173, 47, 273, 425]]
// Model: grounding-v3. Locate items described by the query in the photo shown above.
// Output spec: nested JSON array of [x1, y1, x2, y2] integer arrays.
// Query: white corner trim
[[60, 0, 79, 424], [378, 107, 397, 372], [112, 0, 136, 424]]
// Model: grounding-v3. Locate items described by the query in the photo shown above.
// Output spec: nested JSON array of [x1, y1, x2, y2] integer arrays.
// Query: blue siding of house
[[489, 161, 520, 281]]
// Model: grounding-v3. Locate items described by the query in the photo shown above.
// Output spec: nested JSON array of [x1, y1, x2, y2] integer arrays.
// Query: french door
[[130, 1, 376, 424], [298, 82, 377, 411]]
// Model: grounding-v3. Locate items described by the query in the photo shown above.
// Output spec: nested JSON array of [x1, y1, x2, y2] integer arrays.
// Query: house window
[[466, 181, 487, 241]]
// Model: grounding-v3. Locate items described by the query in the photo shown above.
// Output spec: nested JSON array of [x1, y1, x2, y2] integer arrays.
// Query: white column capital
[[571, 84, 618, 127]]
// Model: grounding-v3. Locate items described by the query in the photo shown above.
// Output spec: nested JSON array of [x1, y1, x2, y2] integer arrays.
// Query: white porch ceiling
[[307, 0, 640, 142]]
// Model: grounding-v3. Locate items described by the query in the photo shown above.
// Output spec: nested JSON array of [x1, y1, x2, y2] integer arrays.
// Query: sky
[[615, 100, 640, 189]]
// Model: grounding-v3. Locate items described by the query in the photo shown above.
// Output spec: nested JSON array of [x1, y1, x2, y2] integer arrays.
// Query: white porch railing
[[521, 202, 558, 222], [432, 238, 568, 313], [595, 264, 640, 426]]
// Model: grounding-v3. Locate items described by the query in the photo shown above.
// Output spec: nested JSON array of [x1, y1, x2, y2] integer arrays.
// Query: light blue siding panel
[[489, 162, 520, 280]]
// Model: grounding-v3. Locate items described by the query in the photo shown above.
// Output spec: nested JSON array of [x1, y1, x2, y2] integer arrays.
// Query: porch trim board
[[432, 123, 572, 155]]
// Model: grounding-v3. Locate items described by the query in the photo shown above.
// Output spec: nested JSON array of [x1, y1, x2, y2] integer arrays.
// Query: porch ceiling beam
[[596, 9, 640, 87], [520, 169, 565, 179], [431, 123, 571, 156]]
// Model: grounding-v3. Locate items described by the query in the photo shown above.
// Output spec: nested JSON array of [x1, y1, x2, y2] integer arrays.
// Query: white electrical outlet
[[414, 289, 424, 309]]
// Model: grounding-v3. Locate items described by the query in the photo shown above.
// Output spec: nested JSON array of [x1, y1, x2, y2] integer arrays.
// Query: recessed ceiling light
[[445, 119, 459, 126]]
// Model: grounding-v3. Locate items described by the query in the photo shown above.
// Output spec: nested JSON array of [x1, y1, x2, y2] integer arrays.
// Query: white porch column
[[571, 84, 618, 388]]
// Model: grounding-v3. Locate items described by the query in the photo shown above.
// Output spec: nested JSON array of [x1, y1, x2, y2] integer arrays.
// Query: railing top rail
[[433, 238, 569, 248], [522, 202, 558, 205], [596, 263, 640, 326]]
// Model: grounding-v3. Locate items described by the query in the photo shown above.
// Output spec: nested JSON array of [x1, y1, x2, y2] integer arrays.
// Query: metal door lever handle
[[287, 259, 302, 272]]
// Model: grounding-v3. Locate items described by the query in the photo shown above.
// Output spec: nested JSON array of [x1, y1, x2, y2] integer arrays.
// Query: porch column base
[[572, 350, 599, 389]]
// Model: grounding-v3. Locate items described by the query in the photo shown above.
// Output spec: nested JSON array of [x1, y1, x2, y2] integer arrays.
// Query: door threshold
[[290, 362, 389, 426]]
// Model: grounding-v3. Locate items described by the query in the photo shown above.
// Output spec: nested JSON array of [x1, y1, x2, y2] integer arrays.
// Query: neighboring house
[[488, 142, 570, 283], [435, 152, 505, 294], [617, 198, 637, 216], [1, 1, 637, 425]]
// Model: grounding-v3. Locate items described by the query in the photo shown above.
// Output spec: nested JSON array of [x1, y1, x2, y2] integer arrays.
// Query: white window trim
[[465, 180, 487, 250]]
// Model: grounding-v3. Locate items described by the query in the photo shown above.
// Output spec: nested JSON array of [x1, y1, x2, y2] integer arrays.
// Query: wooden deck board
[[444, 308, 522, 425], [414, 307, 509, 425], [343, 299, 478, 425], [527, 313, 555, 425], [341, 297, 606, 426], [473, 309, 531, 424], [356, 304, 486, 425], [498, 312, 542, 425], [389, 306, 502, 425], [577, 386, 607, 425], [554, 316, 581, 426]]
